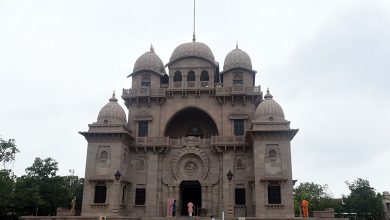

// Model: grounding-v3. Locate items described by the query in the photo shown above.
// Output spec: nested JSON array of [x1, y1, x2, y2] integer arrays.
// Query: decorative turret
[[254, 89, 286, 123], [223, 45, 254, 73], [128, 45, 166, 77], [97, 92, 127, 124]]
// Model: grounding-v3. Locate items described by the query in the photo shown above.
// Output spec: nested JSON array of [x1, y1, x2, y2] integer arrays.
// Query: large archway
[[180, 181, 201, 216], [164, 107, 218, 138]]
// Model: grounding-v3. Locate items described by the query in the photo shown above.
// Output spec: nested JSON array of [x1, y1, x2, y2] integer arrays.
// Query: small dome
[[130, 46, 166, 76], [223, 46, 253, 72], [97, 93, 127, 124], [255, 89, 285, 122], [168, 41, 216, 66]]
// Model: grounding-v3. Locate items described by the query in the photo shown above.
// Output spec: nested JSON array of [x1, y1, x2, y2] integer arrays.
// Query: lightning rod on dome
[[192, 0, 196, 42]]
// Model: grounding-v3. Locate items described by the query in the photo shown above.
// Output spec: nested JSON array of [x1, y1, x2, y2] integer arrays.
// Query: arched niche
[[164, 107, 218, 138]]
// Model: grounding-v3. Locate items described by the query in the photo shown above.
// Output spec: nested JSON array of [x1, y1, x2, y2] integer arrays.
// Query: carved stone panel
[[171, 146, 210, 180]]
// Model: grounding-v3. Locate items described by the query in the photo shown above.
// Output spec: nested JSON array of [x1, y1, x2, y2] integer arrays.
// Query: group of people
[[167, 200, 199, 217], [168, 198, 309, 218]]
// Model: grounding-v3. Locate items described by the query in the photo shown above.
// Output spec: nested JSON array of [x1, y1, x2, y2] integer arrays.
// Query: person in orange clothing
[[301, 199, 309, 218]]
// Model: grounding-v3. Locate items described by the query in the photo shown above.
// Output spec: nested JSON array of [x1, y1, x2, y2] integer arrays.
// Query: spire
[[109, 91, 118, 102], [264, 88, 273, 99], [150, 44, 155, 52], [192, 0, 196, 42]]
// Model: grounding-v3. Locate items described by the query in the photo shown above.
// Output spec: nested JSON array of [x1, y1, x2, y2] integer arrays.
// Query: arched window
[[160, 74, 169, 85], [200, 70, 209, 81], [173, 71, 182, 82], [100, 151, 108, 162], [233, 73, 243, 84], [187, 71, 195, 81], [141, 74, 151, 87], [236, 159, 243, 168]]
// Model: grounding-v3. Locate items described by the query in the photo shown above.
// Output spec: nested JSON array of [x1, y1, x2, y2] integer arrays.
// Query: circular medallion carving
[[184, 161, 198, 175], [171, 146, 210, 180]]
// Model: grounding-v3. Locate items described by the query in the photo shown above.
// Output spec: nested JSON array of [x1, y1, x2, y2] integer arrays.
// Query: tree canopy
[[0, 138, 19, 167], [0, 154, 83, 218], [25, 157, 58, 178], [293, 182, 342, 216], [342, 178, 383, 220]]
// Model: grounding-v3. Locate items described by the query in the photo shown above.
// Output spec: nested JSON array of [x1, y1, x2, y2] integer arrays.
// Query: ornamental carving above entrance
[[171, 145, 210, 180]]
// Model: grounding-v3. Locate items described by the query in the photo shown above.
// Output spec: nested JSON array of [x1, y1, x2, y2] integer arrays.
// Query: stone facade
[[80, 41, 298, 219]]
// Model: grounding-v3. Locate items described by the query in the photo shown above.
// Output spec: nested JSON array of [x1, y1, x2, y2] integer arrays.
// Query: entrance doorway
[[180, 181, 201, 216]]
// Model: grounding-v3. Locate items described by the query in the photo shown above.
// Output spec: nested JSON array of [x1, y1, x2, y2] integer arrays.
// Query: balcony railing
[[134, 136, 245, 147], [122, 85, 261, 98], [216, 85, 261, 96], [211, 136, 245, 146], [232, 84, 245, 94], [122, 87, 166, 98], [136, 137, 169, 146]]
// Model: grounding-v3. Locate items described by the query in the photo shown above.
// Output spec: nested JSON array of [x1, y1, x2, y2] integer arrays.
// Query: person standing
[[301, 199, 309, 218], [187, 201, 194, 216], [172, 200, 177, 217]]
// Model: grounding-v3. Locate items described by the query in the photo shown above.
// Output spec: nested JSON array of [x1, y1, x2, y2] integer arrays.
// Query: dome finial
[[109, 91, 118, 102], [236, 41, 238, 49], [150, 44, 154, 52], [264, 88, 273, 99]]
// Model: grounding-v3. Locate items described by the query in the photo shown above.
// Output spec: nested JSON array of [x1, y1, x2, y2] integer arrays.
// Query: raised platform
[[21, 216, 347, 220]]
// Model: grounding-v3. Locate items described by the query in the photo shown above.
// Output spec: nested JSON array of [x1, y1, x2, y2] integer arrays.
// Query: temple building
[[80, 38, 298, 219]]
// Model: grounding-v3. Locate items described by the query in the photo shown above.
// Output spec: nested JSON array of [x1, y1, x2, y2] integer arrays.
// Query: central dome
[[168, 41, 216, 66]]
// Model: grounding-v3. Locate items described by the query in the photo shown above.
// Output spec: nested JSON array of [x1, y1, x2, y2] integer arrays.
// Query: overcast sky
[[1, 0, 389, 197]]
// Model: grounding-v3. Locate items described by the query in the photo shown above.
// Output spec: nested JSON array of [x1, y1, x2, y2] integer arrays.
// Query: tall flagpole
[[193, 0, 196, 42]]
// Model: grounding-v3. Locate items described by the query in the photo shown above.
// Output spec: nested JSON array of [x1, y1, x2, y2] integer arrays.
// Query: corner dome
[[129, 46, 166, 77], [255, 89, 286, 122], [168, 41, 216, 66], [97, 93, 127, 124], [223, 46, 253, 73]]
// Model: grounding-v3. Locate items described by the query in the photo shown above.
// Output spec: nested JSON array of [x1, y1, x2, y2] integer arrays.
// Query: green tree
[[0, 137, 19, 218], [0, 138, 19, 166], [13, 175, 43, 216], [63, 175, 84, 212], [0, 169, 16, 217], [25, 157, 58, 179], [343, 178, 383, 220], [14, 157, 69, 216], [13, 158, 84, 216], [293, 182, 342, 216]]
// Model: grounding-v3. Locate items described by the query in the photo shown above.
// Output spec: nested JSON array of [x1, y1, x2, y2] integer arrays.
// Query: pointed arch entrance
[[180, 181, 201, 216]]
